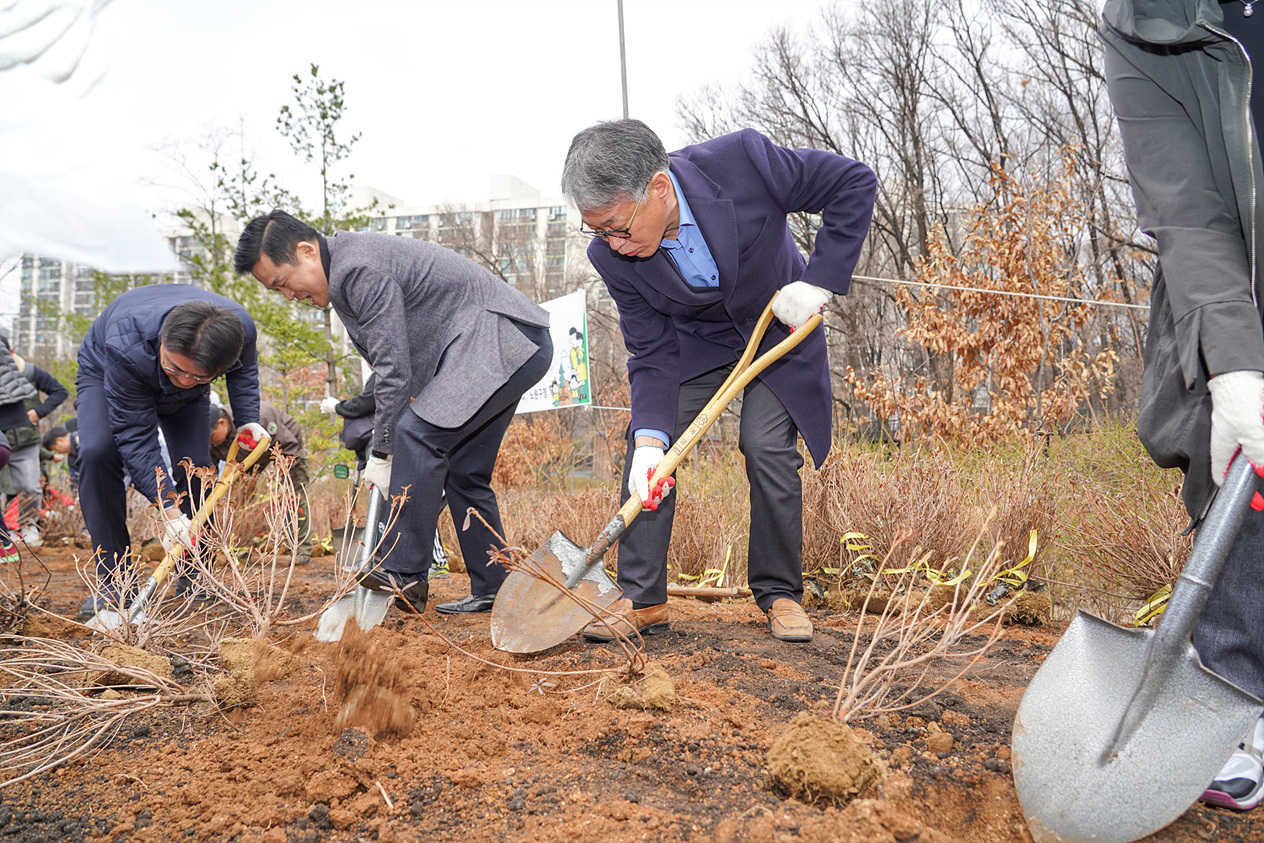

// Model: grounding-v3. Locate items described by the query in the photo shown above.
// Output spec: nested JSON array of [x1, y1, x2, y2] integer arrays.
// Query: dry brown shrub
[[493, 413, 590, 491], [809, 446, 979, 578], [847, 157, 1118, 444], [1053, 441, 1191, 621]]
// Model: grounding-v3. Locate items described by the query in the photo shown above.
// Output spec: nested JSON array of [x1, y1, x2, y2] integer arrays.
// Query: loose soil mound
[[0, 545, 1259, 843], [767, 710, 887, 805]]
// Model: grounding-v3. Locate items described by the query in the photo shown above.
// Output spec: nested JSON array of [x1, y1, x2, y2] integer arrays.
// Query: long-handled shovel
[[314, 484, 394, 642], [87, 429, 272, 633], [491, 293, 823, 653], [1011, 453, 1264, 843]]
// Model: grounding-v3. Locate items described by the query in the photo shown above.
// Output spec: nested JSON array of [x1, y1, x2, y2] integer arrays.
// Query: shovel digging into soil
[[314, 484, 393, 642], [1011, 453, 1264, 843], [491, 293, 823, 654], [87, 430, 272, 633]]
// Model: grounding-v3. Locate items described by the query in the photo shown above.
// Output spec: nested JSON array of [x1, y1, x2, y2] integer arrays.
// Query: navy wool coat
[[587, 129, 877, 467]]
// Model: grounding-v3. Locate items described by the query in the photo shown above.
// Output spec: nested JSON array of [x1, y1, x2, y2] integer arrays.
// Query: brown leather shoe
[[767, 598, 813, 642], [582, 598, 670, 643]]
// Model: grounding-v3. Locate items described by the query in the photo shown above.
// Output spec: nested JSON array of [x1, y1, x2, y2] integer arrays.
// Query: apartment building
[[9, 176, 589, 363]]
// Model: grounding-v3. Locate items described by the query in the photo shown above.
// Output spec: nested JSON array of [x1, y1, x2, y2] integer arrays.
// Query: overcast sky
[[83, 0, 823, 209], [0, 0, 827, 331]]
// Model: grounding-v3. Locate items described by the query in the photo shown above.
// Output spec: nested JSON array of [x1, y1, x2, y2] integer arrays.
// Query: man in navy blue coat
[[562, 120, 876, 644], [76, 284, 262, 616]]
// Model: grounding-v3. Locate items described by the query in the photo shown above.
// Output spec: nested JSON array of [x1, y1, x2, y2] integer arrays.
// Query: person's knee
[[77, 437, 119, 470]]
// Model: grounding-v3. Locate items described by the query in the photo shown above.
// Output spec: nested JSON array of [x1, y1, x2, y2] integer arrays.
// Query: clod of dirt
[[1002, 590, 1053, 626], [95, 643, 174, 686], [840, 587, 923, 615], [218, 637, 304, 681], [133, 539, 165, 563], [212, 672, 258, 710], [767, 711, 887, 806], [925, 729, 954, 755], [336, 684, 413, 736], [601, 662, 676, 710], [927, 583, 962, 612], [18, 617, 50, 638], [306, 769, 361, 803], [332, 624, 414, 737], [332, 728, 372, 761]]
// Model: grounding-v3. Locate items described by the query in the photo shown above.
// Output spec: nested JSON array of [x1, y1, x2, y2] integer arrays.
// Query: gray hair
[[561, 119, 670, 211]]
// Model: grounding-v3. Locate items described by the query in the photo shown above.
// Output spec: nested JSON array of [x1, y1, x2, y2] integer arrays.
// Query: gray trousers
[[1194, 505, 1264, 700], [616, 364, 805, 612], [7, 443, 40, 528]]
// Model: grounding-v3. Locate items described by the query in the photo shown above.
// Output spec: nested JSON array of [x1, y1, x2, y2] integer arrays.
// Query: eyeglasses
[[579, 197, 642, 240], [160, 351, 215, 385]]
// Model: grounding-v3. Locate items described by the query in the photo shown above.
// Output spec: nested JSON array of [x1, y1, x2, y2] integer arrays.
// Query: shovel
[[314, 484, 394, 642], [1011, 453, 1264, 843], [491, 294, 823, 653], [87, 429, 272, 633]]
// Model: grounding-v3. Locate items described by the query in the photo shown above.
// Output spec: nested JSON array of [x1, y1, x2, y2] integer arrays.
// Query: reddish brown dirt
[[2, 545, 1261, 843]]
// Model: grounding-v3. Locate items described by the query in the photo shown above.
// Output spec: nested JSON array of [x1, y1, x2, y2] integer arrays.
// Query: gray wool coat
[[1102, 0, 1264, 519], [322, 232, 550, 456]]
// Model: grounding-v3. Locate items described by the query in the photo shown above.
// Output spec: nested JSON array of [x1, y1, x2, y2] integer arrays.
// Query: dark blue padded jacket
[[78, 284, 259, 503]]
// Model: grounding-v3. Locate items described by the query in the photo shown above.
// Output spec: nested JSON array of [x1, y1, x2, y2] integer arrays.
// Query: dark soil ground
[[0, 542, 1260, 843]]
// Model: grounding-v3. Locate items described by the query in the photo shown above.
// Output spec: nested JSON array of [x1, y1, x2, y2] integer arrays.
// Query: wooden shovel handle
[[144, 431, 273, 594], [583, 294, 823, 567]]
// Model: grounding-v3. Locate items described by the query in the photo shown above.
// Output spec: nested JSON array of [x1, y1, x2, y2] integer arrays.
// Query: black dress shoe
[[357, 567, 429, 613], [435, 593, 496, 614]]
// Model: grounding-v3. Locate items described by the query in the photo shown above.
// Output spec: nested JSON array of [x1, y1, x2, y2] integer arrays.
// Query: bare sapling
[[183, 455, 321, 636], [832, 513, 1015, 723], [0, 634, 210, 787]]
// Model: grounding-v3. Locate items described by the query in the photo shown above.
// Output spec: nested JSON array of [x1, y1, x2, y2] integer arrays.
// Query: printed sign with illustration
[[516, 290, 591, 414]]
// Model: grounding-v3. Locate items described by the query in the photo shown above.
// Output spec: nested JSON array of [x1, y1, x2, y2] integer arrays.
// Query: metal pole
[[618, 0, 629, 118]]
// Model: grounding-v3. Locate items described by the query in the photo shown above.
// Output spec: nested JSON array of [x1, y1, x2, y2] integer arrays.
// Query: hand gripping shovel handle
[[564, 293, 823, 588], [1106, 451, 1259, 757], [121, 429, 273, 622]]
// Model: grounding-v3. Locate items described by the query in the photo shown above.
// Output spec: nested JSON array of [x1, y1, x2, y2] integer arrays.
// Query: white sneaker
[[19, 524, 41, 548], [1202, 714, 1264, 810]]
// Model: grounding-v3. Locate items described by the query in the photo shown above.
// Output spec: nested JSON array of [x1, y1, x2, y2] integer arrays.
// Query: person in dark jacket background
[[0, 332, 43, 548], [43, 425, 79, 489], [321, 371, 450, 579], [209, 401, 311, 561], [1102, 0, 1264, 812], [7, 354, 68, 547], [75, 284, 264, 616]]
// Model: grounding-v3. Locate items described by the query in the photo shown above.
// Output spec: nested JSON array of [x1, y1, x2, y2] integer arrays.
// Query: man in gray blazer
[[234, 211, 552, 615]]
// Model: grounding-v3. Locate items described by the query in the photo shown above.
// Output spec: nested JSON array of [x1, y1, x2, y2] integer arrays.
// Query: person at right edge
[[560, 120, 876, 645], [1102, 0, 1264, 812]]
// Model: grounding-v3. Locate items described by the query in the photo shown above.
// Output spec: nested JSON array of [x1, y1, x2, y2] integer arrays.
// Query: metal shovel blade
[[1012, 455, 1264, 843], [314, 586, 394, 643], [490, 531, 623, 653], [1012, 612, 1260, 843], [314, 485, 393, 643]]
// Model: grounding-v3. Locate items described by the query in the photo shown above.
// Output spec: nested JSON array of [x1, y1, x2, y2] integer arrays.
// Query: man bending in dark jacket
[[76, 285, 263, 617]]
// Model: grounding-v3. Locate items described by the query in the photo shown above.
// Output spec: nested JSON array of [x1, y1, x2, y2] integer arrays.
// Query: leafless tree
[[675, 0, 1146, 429]]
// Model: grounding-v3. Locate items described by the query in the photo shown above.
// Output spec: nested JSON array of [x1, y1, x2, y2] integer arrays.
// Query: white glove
[[365, 455, 392, 491], [1208, 370, 1264, 484], [237, 421, 268, 450], [629, 445, 674, 510], [319, 396, 340, 414], [772, 281, 831, 329], [160, 510, 195, 553]]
